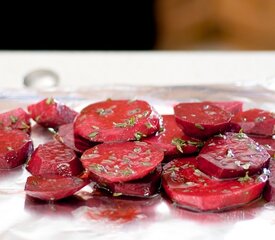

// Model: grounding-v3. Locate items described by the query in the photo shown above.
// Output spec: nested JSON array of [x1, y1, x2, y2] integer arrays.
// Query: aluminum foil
[[0, 84, 275, 240]]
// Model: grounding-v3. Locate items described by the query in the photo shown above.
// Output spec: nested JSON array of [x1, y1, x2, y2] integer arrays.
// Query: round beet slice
[[162, 157, 267, 212], [81, 141, 164, 183], [27, 97, 78, 129], [25, 175, 87, 201], [92, 164, 162, 197], [74, 99, 161, 142], [250, 136, 275, 157], [174, 102, 231, 139], [0, 108, 31, 134], [197, 132, 270, 179], [0, 129, 33, 169], [26, 141, 83, 177], [231, 108, 275, 137], [144, 115, 203, 156], [55, 123, 94, 153]]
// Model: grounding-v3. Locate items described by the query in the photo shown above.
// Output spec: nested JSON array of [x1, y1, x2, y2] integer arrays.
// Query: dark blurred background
[[1, 0, 275, 50]]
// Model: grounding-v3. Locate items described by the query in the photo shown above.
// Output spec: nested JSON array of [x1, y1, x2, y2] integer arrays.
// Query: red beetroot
[[144, 115, 203, 156], [231, 108, 275, 136], [174, 102, 231, 139], [263, 159, 275, 202], [26, 141, 83, 177], [27, 97, 78, 129], [25, 175, 87, 201], [162, 157, 267, 212], [81, 141, 164, 183], [0, 129, 33, 169], [207, 101, 243, 116], [55, 123, 94, 153], [250, 136, 275, 157], [197, 132, 270, 179], [92, 164, 162, 197], [74, 99, 161, 142], [0, 108, 31, 133]]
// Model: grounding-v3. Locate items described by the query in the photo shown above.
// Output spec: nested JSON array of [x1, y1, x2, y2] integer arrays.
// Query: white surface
[[1, 51, 275, 89]]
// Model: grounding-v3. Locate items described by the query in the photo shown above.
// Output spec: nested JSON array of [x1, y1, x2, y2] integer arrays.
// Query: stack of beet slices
[[1, 97, 274, 213]]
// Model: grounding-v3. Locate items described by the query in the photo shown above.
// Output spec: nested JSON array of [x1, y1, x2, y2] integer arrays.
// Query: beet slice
[[197, 132, 270, 179], [144, 115, 203, 156], [206, 101, 243, 116], [25, 175, 87, 201], [231, 108, 275, 136], [92, 164, 162, 197], [263, 158, 275, 202], [250, 136, 275, 157], [0, 129, 33, 169], [27, 97, 78, 129], [162, 157, 267, 212], [81, 141, 164, 183], [26, 141, 83, 177], [55, 123, 94, 153], [74, 99, 161, 142], [0, 108, 31, 133], [174, 102, 231, 139]]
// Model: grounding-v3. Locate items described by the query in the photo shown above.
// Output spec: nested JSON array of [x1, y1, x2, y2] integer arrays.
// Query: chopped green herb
[[133, 147, 142, 153], [21, 121, 30, 129], [195, 123, 205, 130], [159, 126, 165, 133], [128, 108, 141, 115], [143, 111, 149, 117], [89, 163, 106, 173], [235, 132, 248, 139], [120, 168, 134, 176], [46, 97, 54, 105], [134, 132, 146, 140], [113, 116, 136, 128], [187, 140, 204, 148], [238, 172, 252, 182], [141, 162, 152, 166], [145, 122, 154, 129], [171, 138, 187, 153], [88, 131, 98, 138], [9, 115, 18, 124]]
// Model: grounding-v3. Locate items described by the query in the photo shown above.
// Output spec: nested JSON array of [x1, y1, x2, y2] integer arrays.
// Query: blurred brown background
[[156, 0, 275, 50], [1, 1, 275, 50]]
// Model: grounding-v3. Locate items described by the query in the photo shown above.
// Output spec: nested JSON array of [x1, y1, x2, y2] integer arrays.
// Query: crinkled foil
[[0, 85, 275, 240]]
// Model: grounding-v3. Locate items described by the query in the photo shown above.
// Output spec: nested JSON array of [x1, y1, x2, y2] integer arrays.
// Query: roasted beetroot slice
[[143, 115, 203, 156], [0, 108, 31, 133], [197, 132, 270, 179], [205, 101, 243, 116], [174, 102, 231, 139], [263, 159, 275, 202], [231, 108, 275, 136], [25, 175, 87, 201], [55, 123, 94, 153], [0, 129, 33, 169], [162, 157, 267, 212], [81, 141, 164, 183], [250, 136, 275, 157], [26, 141, 83, 177], [93, 164, 162, 197], [74, 99, 160, 142], [27, 97, 78, 129]]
